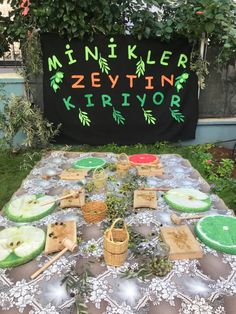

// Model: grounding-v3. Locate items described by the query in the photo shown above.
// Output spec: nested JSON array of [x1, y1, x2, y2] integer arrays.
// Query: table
[[0, 152, 235, 314]]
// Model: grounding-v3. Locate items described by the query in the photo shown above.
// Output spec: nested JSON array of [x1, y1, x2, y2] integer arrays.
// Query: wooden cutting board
[[44, 220, 77, 254], [133, 190, 157, 209], [136, 164, 164, 176], [59, 168, 88, 180], [160, 225, 203, 260], [60, 189, 85, 208]]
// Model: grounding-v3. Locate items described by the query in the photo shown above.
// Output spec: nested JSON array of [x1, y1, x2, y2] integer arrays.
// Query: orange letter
[[145, 76, 154, 89], [108, 74, 119, 88], [91, 72, 101, 87], [71, 75, 85, 88], [126, 75, 137, 88], [161, 74, 174, 87]]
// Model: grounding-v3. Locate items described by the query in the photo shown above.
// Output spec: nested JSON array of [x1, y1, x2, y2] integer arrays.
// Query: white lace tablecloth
[[0, 152, 235, 314]]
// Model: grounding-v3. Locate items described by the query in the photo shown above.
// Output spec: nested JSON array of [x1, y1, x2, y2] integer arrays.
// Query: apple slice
[[4, 194, 57, 222], [0, 226, 45, 268], [164, 188, 211, 213]]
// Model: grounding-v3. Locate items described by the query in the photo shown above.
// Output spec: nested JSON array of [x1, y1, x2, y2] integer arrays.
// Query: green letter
[[108, 37, 117, 59], [85, 46, 99, 61], [177, 54, 188, 68], [128, 45, 137, 60], [136, 94, 147, 107], [63, 96, 75, 110], [48, 55, 62, 71], [121, 93, 130, 107], [146, 50, 155, 64], [101, 94, 112, 107], [160, 51, 172, 66], [153, 92, 164, 105], [65, 44, 77, 65], [170, 95, 181, 107], [84, 94, 94, 107]]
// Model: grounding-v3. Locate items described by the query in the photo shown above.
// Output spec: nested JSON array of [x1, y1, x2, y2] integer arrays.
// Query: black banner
[[41, 33, 198, 145]]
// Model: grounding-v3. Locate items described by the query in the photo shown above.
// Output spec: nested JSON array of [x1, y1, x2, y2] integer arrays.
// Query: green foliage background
[[0, 0, 236, 71]]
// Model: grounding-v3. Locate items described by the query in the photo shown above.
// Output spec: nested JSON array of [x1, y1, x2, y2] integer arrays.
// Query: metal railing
[[0, 42, 22, 66]]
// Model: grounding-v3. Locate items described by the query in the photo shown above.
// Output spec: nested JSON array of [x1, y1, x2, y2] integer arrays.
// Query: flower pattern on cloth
[[0, 152, 236, 313], [179, 296, 213, 314]]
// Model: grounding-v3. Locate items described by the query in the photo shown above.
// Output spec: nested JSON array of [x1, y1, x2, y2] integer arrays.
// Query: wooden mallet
[[140, 187, 170, 192], [31, 238, 78, 280], [171, 213, 205, 225], [41, 190, 82, 206]]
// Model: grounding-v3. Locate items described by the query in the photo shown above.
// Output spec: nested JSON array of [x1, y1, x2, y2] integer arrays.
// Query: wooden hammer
[[41, 190, 82, 206], [31, 238, 78, 279], [171, 213, 205, 225]]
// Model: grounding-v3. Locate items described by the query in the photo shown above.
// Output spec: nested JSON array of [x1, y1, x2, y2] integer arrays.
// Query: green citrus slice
[[0, 226, 45, 268], [4, 194, 57, 222], [73, 157, 106, 169], [164, 188, 211, 212], [195, 215, 236, 254]]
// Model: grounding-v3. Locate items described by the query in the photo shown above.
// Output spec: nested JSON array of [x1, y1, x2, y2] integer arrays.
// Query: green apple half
[[4, 194, 57, 222], [164, 188, 211, 213], [0, 226, 45, 268]]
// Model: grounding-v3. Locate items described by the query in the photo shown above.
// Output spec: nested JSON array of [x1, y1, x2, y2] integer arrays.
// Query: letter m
[[48, 55, 62, 72]]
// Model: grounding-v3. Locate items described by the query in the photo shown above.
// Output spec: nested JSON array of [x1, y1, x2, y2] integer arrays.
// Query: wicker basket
[[81, 201, 107, 223], [116, 153, 130, 173], [93, 167, 107, 190], [104, 218, 129, 266]]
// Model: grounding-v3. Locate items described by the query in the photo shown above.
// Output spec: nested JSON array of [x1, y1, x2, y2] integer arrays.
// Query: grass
[[0, 142, 235, 211]]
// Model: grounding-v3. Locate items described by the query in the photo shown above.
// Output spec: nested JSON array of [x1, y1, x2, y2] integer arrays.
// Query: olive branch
[[62, 266, 93, 314], [175, 73, 189, 92], [142, 108, 156, 125], [170, 108, 185, 123], [136, 57, 145, 77], [112, 107, 125, 125], [98, 54, 110, 74], [50, 71, 64, 92], [78, 108, 91, 126]]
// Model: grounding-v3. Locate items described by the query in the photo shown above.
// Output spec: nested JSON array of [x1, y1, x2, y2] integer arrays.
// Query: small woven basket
[[81, 201, 107, 223], [116, 153, 130, 173], [93, 167, 107, 190], [104, 218, 129, 266]]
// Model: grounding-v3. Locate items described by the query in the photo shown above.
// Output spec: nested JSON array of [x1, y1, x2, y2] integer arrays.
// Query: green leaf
[[142, 108, 156, 125], [144, 27, 151, 38], [175, 73, 189, 93], [112, 107, 125, 125], [136, 57, 145, 78], [50, 71, 64, 93], [170, 108, 185, 123], [166, 26, 172, 33], [98, 55, 111, 74], [205, 23, 215, 33], [78, 109, 91, 127]]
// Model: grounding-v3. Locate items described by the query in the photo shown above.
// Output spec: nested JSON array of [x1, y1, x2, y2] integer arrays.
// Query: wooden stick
[[171, 213, 205, 225], [31, 238, 77, 279], [140, 187, 170, 191], [31, 247, 68, 279], [42, 191, 81, 206]]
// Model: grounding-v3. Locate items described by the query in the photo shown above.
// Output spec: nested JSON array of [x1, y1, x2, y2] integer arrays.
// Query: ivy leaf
[[78, 109, 91, 126], [170, 108, 185, 123], [136, 57, 145, 78], [205, 22, 215, 33], [98, 54, 111, 74], [142, 108, 156, 125], [112, 107, 125, 125]]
